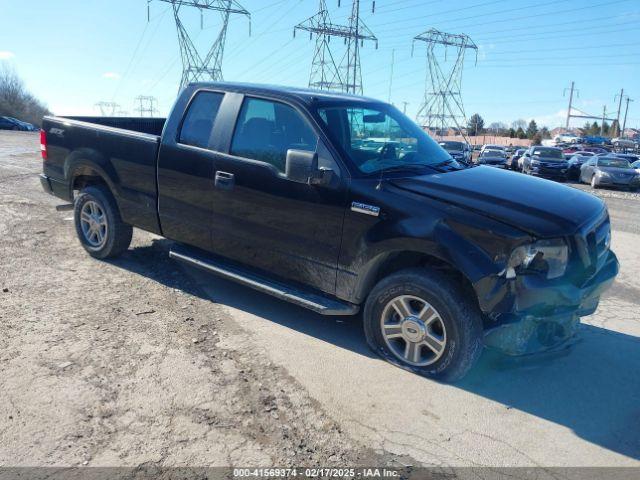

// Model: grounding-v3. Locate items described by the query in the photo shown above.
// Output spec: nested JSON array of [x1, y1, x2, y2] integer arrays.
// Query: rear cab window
[[179, 91, 225, 149]]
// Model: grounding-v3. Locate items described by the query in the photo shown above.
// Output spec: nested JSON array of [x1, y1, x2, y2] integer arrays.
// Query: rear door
[[157, 89, 228, 250], [206, 94, 348, 295]]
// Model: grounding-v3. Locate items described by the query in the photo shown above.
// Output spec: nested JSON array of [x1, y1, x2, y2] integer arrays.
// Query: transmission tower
[[134, 95, 159, 117], [294, 0, 344, 91], [94, 102, 121, 116], [294, 0, 377, 94], [342, 0, 377, 95], [151, 0, 250, 88], [412, 29, 477, 139]]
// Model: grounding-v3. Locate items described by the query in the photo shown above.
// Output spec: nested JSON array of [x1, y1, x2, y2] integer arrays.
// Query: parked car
[[632, 160, 640, 173], [39, 82, 618, 381], [554, 133, 580, 144], [614, 153, 639, 164], [567, 152, 596, 180], [0, 116, 23, 130], [521, 146, 569, 180], [580, 146, 608, 155], [562, 146, 584, 158], [0, 116, 37, 131], [438, 140, 471, 164], [477, 149, 508, 168], [612, 137, 636, 149], [480, 144, 505, 154], [580, 155, 640, 190], [507, 148, 525, 170]]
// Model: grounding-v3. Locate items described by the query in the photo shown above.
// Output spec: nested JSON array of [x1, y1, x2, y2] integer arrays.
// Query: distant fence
[[429, 134, 532, 147]]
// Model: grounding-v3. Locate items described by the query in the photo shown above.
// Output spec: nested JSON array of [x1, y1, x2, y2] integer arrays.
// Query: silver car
[[580, 155, 640, 190]]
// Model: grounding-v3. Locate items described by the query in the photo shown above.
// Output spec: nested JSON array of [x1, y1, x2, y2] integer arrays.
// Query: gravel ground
[[0, 131, 401, 468]]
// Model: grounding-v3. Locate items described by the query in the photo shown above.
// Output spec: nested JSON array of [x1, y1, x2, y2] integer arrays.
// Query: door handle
[[214, 171, 235, 190]]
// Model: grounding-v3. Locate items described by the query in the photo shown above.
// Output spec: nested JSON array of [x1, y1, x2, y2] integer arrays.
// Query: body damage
[[338, 172, 618, 354]]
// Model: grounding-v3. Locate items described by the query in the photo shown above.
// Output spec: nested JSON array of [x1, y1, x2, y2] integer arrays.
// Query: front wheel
[[590, 175, 599, 189], [363, 268, 483, 382], [74, 185, 132, 259]]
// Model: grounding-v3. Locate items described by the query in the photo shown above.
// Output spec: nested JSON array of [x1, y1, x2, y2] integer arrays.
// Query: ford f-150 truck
[[40, 82, 618, 381]]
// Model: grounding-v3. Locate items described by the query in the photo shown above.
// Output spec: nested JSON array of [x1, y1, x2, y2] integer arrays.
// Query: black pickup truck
[[40, 82, 618, 381]]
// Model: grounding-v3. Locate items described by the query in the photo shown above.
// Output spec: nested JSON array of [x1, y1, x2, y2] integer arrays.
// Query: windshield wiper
[[380, 164, 442, 173]]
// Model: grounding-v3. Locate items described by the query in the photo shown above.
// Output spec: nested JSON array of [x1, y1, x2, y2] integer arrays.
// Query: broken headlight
[[506, 238, 569, 279]]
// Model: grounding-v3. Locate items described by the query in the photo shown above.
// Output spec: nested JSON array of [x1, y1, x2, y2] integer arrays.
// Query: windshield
[[439, 141, 464, 151], [481, 150, 506, 158], [532, 148, 563, 159], [599, 157, 631, 168], [316, 103, 454, 175]]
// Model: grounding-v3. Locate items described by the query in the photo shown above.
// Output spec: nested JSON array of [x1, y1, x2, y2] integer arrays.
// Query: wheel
[[74, 185, 132, 259], [590, 175, 599, 189], [363, 268, 483, 382]]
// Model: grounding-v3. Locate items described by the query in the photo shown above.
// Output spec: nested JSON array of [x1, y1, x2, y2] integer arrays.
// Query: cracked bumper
[[478, 250, 619, 355]]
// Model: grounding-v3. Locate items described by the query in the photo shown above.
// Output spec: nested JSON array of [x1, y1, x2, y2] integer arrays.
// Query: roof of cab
[[187, 81, 383, 106]]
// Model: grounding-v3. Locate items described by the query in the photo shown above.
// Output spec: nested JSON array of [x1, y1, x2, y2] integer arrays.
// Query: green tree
[[467, 113, 484, 136], [516, 127, 526, 139], [508, 128, 516, 138], [540, 127, 551, 139], [526, 120, 538, 139]]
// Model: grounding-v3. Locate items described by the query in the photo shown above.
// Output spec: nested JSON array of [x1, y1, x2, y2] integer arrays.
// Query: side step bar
[[169, 245, 359, 316]]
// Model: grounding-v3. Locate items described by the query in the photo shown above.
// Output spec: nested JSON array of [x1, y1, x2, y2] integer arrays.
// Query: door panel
[[208, 153, 347, 294]]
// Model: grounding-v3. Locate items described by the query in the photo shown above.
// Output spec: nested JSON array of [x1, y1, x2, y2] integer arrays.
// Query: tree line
[[467, 113, 551, 145], [0, 65, 50, 127]]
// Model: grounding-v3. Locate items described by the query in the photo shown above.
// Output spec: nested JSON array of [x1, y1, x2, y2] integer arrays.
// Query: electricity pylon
[[134, 95, 159, 117], [342, 0, 377, 95], [94, 102, 121, 116], [294, 0, 344, 91], [412, 29, 477, 139], [152, 0, 250, 88], [294, 0, 377, 95]]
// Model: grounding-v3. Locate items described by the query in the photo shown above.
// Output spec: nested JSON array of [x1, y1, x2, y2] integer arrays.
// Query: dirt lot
[[0, 131, 397, 468], [1, 131, 639, 469]]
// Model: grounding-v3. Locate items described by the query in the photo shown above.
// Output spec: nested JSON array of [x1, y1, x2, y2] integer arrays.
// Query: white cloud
[[0, 51, 15, 60], [532, 110, 567, 129], [102, 72, 121, 80]]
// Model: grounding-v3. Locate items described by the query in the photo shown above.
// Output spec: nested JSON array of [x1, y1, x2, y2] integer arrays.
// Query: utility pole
[[401, 101, 409, 115], [387, 49, 395, 103], [151, 0, 250, 89], [563, 81, 576, 129], [614, 88, 624, 137], [600, 105, 607, 136], [622, 97, 634, 137]]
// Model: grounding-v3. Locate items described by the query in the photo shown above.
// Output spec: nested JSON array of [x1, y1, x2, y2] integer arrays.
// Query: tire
[[363, 268, 483, 383], [74, 185, 132, 259], [590, 175, 598, 189]]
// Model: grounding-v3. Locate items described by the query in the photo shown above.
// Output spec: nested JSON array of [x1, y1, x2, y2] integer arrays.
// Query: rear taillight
[[40, 129, 48, 160]]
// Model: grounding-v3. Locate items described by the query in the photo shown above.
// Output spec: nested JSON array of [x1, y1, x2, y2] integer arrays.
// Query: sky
[[1, 0, 639, 129]]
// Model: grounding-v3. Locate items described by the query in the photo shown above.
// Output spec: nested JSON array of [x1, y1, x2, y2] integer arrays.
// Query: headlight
[[531, 159, 541, 166], [506, 238, 569, 279], [599, 171, 610, 177]]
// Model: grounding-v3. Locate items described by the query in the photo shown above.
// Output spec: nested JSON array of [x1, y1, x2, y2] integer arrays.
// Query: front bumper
[[480, 250, 619, 355], [596, 175, 640, 187]]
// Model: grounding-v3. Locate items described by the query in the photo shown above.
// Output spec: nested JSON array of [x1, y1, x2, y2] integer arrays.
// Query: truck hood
[[391, 165, 605, 237]]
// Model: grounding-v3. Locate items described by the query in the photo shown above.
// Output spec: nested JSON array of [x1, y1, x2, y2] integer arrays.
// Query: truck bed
[[41, 115, 165, 235]]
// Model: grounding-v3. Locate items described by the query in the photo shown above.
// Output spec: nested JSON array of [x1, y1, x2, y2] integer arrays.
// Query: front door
[[208, 95, 347, 295]]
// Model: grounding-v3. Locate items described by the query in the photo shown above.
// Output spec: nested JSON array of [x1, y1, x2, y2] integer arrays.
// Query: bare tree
[[0, 64, 50, 127]]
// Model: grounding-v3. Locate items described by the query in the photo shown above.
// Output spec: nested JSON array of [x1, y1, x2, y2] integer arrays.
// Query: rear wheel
[[74, 185, 132, 259], [363, 268, 483, 382]]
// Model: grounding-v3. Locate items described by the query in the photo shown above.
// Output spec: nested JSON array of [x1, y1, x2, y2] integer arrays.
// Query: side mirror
[[286, 149, 318, 184]]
